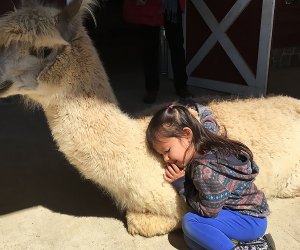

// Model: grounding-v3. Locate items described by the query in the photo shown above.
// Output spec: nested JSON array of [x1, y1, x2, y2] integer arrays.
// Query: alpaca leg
[[126, 211, 181, 237]]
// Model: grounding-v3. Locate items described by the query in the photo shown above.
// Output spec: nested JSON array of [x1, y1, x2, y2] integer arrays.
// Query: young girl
[[146, 104, 274, 250]]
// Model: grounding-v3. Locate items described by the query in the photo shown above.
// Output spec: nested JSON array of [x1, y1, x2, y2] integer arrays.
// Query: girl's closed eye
[[160, 149, 170, 157]]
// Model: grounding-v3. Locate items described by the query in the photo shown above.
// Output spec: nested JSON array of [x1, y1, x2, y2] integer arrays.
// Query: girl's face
[[153, 127, 196, 168]]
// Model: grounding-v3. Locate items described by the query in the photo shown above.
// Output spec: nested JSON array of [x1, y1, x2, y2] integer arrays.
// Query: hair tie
[[168, 104, 174, 110]]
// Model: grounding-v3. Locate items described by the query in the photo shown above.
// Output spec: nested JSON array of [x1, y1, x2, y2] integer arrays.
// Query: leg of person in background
[[164, 2, 192, 99], [141, 24, 161, 104]]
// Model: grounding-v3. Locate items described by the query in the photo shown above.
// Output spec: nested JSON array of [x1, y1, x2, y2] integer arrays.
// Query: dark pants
[[141, 4, 188, 93], [142, 25, 161, 92]]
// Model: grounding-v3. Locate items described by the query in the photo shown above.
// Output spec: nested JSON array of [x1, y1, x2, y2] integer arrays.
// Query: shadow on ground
[[0, 97, 123, 221], [168, 230, 189, 250]]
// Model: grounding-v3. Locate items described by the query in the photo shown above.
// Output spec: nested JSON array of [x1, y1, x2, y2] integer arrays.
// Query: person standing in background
[[123, 0, 192, 104]]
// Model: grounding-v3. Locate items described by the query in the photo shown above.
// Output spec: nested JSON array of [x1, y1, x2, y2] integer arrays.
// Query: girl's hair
[[146, 104, 253, 160]]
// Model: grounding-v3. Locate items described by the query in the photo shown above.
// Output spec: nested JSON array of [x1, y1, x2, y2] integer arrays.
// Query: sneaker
[[232, 234, 276, 250], [176, 88, 194, 99], [263, 234, 276, 250], [143, 91, 157, 104]]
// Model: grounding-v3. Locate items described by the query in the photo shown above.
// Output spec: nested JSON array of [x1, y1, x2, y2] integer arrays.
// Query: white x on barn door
[[185, 0, 275, 96]]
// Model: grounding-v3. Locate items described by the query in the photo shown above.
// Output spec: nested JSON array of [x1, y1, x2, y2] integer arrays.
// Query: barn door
[[185, 0, 275, 96]]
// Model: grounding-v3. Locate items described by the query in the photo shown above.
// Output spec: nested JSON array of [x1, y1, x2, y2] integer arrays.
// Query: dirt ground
[[0, 198, 299, 250]]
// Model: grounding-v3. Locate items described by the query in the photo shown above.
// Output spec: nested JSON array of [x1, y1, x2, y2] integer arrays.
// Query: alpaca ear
[[58, 0, 83, 23]]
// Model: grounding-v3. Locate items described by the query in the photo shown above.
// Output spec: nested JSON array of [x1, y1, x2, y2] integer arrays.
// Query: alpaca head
[[0, 0, 97, 103]]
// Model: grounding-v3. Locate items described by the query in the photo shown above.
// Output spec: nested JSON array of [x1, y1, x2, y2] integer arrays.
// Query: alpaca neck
[[42, 96, 141, 182], [34, 28, 145, 190], [44, 97, 134, 149]]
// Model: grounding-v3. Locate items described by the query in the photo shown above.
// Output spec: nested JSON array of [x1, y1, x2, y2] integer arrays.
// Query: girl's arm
[[164, 164, 186, 200], [188, 164, 230, 218], [171, 177, 186, 201], [196, 104, 219, 134], [186, 103, 219, 133]]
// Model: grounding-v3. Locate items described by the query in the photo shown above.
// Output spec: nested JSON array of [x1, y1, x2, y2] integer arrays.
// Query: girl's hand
[[163, 163, 185, 183]]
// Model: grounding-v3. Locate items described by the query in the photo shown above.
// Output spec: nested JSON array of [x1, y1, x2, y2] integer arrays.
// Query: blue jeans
[[182, 210, 267, 250]]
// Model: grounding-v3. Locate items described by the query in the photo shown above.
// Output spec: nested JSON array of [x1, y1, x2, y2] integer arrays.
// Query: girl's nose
[[163, 154, 169, 162]]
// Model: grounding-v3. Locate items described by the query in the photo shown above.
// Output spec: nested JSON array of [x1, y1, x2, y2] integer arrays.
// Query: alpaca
[[0, 0, 299, 237]]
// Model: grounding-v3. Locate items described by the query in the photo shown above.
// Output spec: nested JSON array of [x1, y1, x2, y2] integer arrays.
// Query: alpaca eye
[[29, 47, 39, 57], [29, 47, 52, 58], [41, 47, 52, 57]]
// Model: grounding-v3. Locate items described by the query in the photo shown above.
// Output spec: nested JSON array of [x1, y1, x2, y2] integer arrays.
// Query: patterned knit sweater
[[172, 152, 270, 218]]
